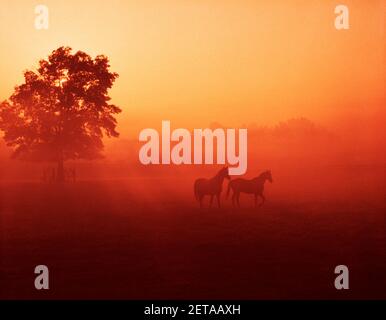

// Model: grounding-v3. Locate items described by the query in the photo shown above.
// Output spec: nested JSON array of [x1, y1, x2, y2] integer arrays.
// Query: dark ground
[[0, 172, 385, 300]]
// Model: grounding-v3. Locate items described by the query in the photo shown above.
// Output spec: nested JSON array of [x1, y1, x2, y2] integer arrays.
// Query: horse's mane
[[261, 170, 270, 176], [254, 171, 269, 181], [214, 167, 228, 179]]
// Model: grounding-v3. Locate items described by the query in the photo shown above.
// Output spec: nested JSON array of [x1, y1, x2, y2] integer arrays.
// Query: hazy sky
[[0, 0, 384, 137]]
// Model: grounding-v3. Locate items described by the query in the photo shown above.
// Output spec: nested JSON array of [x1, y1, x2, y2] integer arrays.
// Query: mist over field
[[1, 115, 385, 299], [1, 115, 384, 201]]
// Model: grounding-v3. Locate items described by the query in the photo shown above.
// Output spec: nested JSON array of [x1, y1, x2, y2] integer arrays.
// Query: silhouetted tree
[[0, 47, 121, 182]]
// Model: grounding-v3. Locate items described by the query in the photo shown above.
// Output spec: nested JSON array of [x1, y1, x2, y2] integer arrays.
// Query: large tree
[[0, 47, 121, 182]]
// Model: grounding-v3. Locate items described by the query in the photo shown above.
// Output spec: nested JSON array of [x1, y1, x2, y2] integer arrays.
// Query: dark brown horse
[[227, 170, 273, 207], [194, 167, 230, 208]]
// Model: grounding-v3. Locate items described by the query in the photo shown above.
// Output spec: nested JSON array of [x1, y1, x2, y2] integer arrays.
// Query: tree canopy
[[0, 47, 121, 180]]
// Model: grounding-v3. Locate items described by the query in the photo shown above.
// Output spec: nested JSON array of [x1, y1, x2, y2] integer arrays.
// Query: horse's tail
[[226, 180, 232, 199]]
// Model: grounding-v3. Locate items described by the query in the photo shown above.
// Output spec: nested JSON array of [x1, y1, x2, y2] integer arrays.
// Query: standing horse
[[227, 170, 273, 208], [194, 167, 230, 208]]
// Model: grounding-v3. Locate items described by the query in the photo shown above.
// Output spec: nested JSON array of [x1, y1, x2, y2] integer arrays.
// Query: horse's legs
[[259, 194, 266, 207], [209, 195, 214, 208], [232, 192, 236, 207], [216, 194, 221, 208], [199, 195, 204, 208], [236, 192, 241, 208]]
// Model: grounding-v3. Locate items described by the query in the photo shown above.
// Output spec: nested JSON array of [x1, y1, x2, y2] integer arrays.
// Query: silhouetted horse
[[227, 170, 273, 208], [194, 167, 230, 208]]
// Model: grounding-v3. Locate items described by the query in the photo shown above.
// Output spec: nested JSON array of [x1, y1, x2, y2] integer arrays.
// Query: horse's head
[[220, 167, 231, 180], [265, 170, 273, 183]]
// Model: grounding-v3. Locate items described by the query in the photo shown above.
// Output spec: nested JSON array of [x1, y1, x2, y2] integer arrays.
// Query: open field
[[1, 167, 385, 299]]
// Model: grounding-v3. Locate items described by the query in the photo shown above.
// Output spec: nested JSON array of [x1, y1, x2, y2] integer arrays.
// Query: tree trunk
[[57, 158, 65, 183]]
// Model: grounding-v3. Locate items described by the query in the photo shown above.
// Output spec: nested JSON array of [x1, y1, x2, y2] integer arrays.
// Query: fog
[[1, 116, 384, 206]]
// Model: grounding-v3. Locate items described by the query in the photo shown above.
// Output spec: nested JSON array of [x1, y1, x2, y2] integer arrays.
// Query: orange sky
[[0, 0, 384, 137]]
